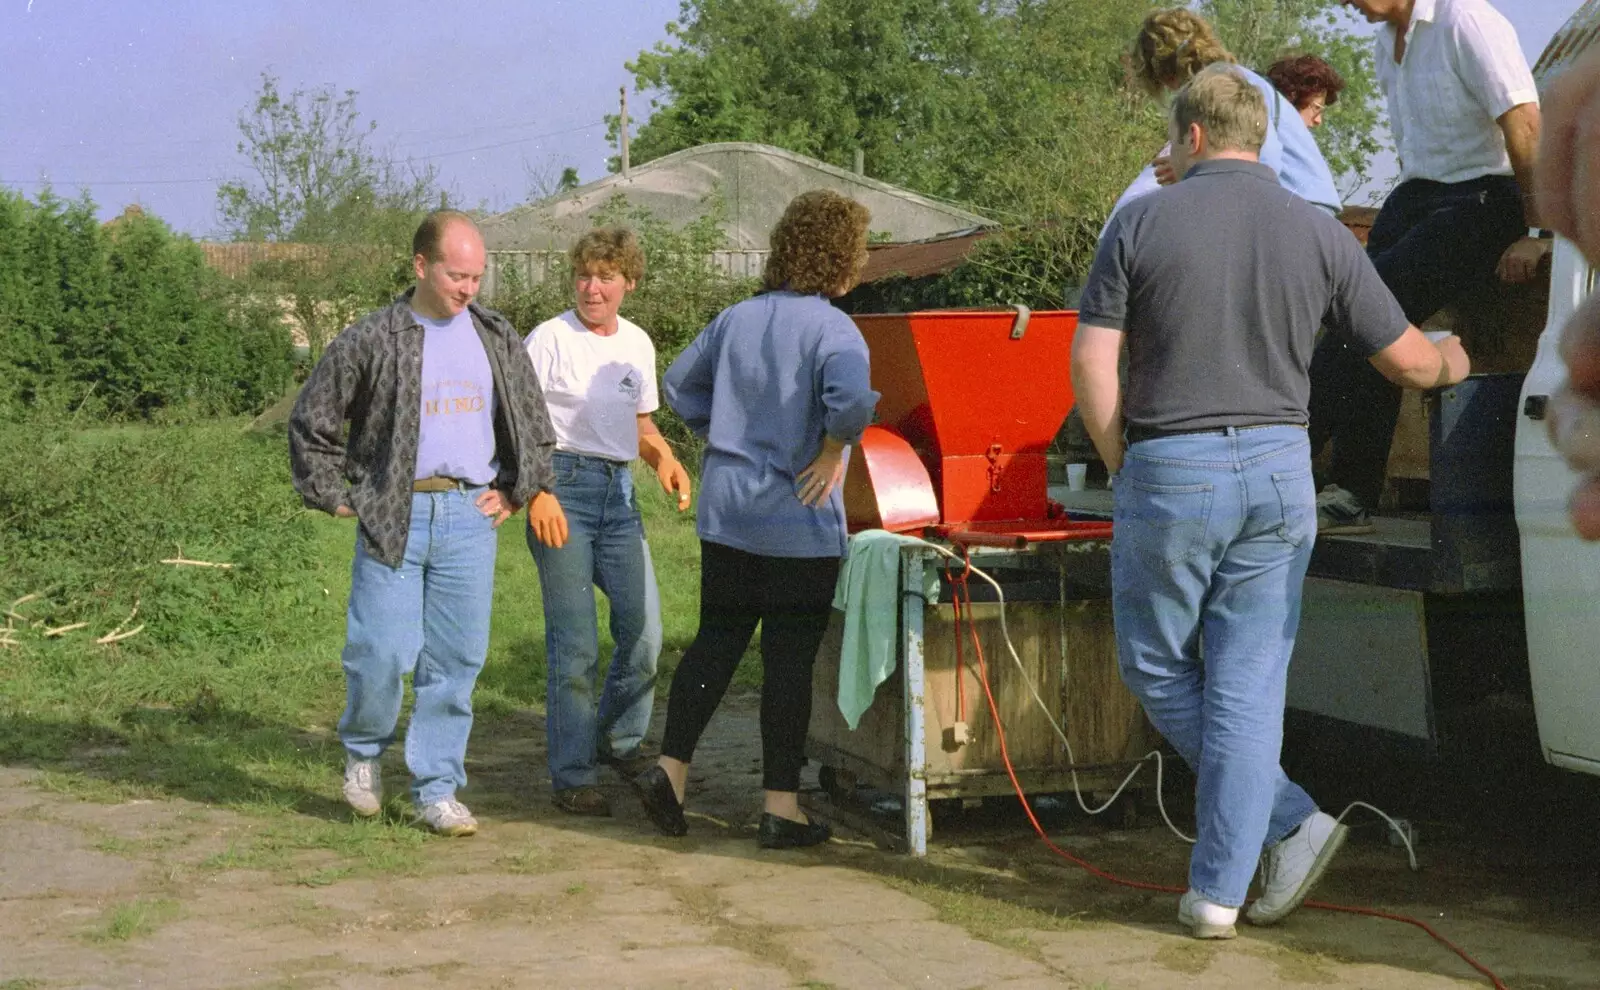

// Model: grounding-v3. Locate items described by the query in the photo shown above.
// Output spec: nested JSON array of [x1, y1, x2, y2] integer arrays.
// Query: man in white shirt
[[1311, 0, 1549, 532]]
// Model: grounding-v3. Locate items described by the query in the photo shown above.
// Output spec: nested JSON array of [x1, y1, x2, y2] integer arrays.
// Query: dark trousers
[[1308, 175, 1525, 507], [660, 540, 841, 792]]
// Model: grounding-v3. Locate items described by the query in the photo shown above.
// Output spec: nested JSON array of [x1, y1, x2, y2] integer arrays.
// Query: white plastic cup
[[1066, 463, 1088, 492]]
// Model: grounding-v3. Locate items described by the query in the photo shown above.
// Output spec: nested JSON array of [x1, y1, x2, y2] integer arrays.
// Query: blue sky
[[0, 0, 1582, 235]]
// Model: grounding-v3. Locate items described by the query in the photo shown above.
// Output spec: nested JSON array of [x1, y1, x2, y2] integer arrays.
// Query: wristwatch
[[1529, 227, 1554, 240]]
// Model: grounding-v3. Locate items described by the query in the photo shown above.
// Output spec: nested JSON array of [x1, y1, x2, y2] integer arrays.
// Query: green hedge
[[0, 189, 295, 422]]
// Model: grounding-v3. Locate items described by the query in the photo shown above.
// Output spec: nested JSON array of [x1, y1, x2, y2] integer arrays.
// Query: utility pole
[[619, 87, 631, 178]]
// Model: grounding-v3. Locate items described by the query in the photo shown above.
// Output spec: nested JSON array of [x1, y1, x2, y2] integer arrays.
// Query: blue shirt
[[1238, 66, 1343, 216], [664, 291, 879, 559], [413, 308, 499, 484], [1103, 66, 1342, 232]]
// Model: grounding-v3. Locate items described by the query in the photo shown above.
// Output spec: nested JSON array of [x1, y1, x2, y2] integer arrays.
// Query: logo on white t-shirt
[[618, 370, 642, 402]]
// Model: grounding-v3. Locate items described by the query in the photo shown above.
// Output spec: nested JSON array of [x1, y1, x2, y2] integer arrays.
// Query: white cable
[[902, 536, 1423, 868], [1335, 801, 1421, 872], [903, 538, 1195, 843]]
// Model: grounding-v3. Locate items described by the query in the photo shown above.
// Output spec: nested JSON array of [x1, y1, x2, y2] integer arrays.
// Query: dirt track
[[3, 696, 1598, 989]]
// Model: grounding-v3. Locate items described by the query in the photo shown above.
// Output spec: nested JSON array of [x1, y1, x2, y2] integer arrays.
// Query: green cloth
[[832, 530, 935, 730]]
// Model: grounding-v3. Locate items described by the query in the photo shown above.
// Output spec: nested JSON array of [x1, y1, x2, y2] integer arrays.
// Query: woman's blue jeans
[[339, 487, 499, 806], [529, 453, 662, 792], [1112, 425, 1321, 907]]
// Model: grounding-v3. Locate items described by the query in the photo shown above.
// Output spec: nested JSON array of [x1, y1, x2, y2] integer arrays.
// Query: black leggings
[[660, 540, 840, 792]]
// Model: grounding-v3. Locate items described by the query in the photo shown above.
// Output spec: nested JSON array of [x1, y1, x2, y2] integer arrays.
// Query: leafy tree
[[217, 74, 441, 361], [620, 0, 1382, 206], [216, 73, 440, 245], [619, 0, 1006, 200]]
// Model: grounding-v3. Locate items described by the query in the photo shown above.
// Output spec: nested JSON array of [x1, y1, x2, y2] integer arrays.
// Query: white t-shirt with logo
[[524, 310, 659, 463]]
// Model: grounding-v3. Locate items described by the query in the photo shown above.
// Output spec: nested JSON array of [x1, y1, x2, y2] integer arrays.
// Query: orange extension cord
[[943, 558, 1510, 990]]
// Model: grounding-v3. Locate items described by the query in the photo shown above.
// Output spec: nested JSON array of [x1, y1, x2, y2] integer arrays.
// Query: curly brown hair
[[570, 226, 646, 283], [762, 190, 872, 297], [1264, 54, 1347, 111], [1130, 8, 1234, 97]]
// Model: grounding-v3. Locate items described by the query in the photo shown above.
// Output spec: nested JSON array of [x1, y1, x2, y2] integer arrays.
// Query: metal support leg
[[902, 548, 929, 856]]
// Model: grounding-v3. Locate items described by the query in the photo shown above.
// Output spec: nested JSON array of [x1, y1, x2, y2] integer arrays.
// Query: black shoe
[[552, 785, 612, 817], [757, 812, 832, 850], [635, 765, 688, 837], [599, 745, 659, 780]]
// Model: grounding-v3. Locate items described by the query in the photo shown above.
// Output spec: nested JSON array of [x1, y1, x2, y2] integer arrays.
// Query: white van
[[1516, 236, 1600, 777]]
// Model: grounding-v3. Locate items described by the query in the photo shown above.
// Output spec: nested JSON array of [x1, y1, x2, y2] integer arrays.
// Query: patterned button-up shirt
[[288, 290, 556, 567]]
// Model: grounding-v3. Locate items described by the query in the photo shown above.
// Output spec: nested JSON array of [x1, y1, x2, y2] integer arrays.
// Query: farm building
[[477, 142, 994, 298]]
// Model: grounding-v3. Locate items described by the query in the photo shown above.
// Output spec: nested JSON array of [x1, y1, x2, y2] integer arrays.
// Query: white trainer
[[342, 757, 383, 818], [417, 798, 479, 837], [1246, 810, 1348, 926], [1178, 889, 1238, 939]]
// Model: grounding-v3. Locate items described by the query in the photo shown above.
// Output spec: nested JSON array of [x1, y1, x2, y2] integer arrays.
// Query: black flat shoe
[[757, 812, 832, 850], [635, 765, 688, 837]]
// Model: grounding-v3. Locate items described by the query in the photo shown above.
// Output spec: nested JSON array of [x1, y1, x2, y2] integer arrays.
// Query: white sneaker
[[1178, 890, 1238, 939], [1246, 810, 1348, 926], [342, 757, 383, 818], [417, 798, 478, 837]]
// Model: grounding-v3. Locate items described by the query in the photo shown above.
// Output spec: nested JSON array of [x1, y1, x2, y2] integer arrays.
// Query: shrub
[[0, 189, 295, 422]]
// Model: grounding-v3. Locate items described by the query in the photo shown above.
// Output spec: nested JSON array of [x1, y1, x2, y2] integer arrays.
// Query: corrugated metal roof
[[479, 142, 996, 252], [856, 228, 993, 284], [1535, 0, 1600, 87], [854, 207, 1378, 285]]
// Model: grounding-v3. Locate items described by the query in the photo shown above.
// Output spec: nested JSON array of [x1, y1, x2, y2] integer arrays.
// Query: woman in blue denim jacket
[[635, 190, 880, 849], [524, 227, 693, 817]]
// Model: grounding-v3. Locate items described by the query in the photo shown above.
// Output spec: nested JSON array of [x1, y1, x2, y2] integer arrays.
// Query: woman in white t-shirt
[[523, 227, 692, 817]]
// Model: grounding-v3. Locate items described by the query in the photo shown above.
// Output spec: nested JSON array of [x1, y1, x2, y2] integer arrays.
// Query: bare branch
[[96, 624, 146, 646]]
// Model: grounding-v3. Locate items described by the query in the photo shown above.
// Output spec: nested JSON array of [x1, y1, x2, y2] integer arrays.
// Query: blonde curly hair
[[570, 226, 646, 283], [1130, 8, 1235, 98], [762, 190, 872, 297]]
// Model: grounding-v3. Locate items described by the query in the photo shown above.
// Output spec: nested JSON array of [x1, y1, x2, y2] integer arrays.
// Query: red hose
[[945, 561, 1510, 990]]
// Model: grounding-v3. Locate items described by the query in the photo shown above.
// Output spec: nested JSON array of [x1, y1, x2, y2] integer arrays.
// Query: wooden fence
[[199, 243, 769, 304], [480, 249, 769, 303]]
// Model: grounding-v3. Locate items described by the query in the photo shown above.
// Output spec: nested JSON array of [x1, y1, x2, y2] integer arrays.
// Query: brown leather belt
[[412, 475, 467, 493]]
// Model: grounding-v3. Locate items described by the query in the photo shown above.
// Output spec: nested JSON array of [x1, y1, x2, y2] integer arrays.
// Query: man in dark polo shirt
[[1071, 65, 1469, 939]]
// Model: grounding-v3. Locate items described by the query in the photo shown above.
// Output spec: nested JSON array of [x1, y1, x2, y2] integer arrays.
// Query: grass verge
[[0, 419, 733, 879]]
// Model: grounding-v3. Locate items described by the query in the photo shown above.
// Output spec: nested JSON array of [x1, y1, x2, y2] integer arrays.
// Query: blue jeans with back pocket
[[1111, 425, 1321, 907]]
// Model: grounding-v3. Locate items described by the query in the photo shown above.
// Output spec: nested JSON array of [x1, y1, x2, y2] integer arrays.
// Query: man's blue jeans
[[340, 487, 499, 806], [1112, 426, 1321, 907], [529, 453, 662, 792]]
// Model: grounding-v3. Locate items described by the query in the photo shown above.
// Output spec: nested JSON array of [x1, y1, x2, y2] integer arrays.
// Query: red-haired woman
[[1265, 54, 1347, 131]]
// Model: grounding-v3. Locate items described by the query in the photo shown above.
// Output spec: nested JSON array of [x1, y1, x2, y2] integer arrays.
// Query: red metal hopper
[[843, 308, 1111, 544]]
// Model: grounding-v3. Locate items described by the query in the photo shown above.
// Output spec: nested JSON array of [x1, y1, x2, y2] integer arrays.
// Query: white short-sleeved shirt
[[524, 310, 659, 463], [1376, 0, 1538, 185]]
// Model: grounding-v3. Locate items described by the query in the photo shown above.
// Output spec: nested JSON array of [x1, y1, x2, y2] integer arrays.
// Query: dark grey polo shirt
[[1078, 159, 1408, 435]]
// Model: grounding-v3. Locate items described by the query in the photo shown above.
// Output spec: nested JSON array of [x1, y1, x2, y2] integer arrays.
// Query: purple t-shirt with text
[[413, 309, 498, 485]]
